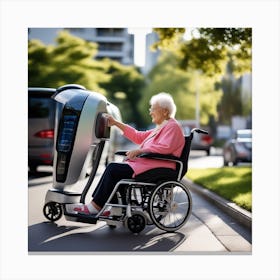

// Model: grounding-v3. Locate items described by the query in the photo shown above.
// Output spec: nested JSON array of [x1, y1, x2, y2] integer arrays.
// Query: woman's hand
[[126, 149, 143, 159], [105, 114, 117, 127], [104, 113, 127, 132]]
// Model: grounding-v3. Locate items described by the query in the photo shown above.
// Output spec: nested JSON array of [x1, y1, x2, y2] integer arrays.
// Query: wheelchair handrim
[[149, 181, 192, 232]]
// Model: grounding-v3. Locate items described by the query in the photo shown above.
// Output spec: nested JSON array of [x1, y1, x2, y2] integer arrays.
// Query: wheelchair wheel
[[43, 202, 63, 222], [149, 181, 192, 232], [125, 211, 146, 233]]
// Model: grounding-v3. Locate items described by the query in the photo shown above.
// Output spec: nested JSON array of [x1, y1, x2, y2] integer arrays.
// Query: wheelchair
[[43, 128, 208, 234], [92, 127, 208, 233]]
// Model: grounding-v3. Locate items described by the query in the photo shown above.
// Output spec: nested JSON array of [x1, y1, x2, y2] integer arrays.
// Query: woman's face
[[149, 103, 169, 125]]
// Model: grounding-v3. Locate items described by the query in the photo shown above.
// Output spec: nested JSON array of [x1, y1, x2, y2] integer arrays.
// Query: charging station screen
[[57, 115, 78, 152]]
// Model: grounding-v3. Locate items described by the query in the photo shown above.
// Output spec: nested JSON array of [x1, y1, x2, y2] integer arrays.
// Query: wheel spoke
[[149, 182, 192, 231]]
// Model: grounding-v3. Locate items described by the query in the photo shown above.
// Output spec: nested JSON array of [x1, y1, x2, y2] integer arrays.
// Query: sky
[[128, 28, 194, 67], [128, 28, 152, 67]]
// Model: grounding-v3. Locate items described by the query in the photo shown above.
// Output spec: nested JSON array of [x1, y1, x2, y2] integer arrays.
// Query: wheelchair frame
[[94, 155, 192, 233], [94, 128, 208, 233]]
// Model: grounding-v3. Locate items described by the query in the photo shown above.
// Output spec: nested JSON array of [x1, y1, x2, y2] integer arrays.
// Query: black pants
[[92, 162, 134, 207]]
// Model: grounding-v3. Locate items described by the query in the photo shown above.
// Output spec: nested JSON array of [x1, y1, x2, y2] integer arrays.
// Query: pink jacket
[[123, 118, 184, 176]]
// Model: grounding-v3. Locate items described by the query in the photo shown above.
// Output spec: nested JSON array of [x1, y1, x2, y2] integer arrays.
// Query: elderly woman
[[74, 92, 185, 215]]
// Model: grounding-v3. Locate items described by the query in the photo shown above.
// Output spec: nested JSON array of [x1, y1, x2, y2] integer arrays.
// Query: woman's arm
[[106, 114, 152, 145], [106, 114, 126, 132]]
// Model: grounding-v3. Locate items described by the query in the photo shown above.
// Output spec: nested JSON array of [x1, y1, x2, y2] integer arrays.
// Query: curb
[[183, 178, 252, 229]]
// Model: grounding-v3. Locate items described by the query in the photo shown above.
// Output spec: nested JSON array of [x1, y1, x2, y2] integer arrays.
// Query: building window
[[98, 42, 123, 51], [64, 28, 86, 33], [96, 28, 125, 37]]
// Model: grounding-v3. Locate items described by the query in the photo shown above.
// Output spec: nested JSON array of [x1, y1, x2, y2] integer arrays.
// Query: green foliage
[[151, 27, 252, 128], [99, 60, 146, 126], [152, 28, 185, 51], [187, 167, 252, 211], [216, 58, 251, 124], [179, 37, 228, 77], [28, 31, 108, 93], [28, 30, 146, 126], [139, 51, 222, 126], [153, 28, 252, 77], [217, 74, 242, 124], [199, 28, 252, 75]]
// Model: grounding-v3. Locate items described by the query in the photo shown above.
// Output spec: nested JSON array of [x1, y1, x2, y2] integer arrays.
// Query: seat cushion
[[135, 168, 177, 183]]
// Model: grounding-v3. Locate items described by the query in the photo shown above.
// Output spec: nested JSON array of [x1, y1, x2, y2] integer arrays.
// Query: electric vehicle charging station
[[43, 84, 112, 224]]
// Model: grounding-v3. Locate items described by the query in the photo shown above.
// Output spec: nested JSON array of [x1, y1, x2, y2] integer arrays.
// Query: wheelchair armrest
[[115, 151, 182, 163], [138, 152, 181, 162], [115, 150, 128, 156]]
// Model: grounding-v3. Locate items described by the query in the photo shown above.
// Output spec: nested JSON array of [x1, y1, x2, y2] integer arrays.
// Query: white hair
[[150, 92, 177, 118]]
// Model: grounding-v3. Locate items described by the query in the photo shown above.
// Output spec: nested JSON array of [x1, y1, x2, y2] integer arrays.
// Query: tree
[[99, 60, 145, 127], [217, 59, 249, 124], [28, 31, 109, 94], [152, 28, 252, 128], [153, 28, 252, 77], [139, 51, 222, 126]]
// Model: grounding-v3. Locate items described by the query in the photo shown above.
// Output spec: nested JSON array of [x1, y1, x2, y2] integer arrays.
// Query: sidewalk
[[183, 178, 252, 229]]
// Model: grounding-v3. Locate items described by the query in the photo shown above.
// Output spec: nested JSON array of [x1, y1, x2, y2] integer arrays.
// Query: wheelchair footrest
[[64, 212, 98, 224]]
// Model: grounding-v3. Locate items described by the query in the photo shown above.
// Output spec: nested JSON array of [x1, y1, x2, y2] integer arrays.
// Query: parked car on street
[[223, 129, 252, 166], [28, 87, 56, 173], [179, 120, 213, 156]]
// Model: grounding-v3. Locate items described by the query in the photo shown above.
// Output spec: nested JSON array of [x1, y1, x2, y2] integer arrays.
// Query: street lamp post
[[195, 70, 200, 128]]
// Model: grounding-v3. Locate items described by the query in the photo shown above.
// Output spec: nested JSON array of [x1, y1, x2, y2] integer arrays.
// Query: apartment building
[[28, 28, 134, 65], [143, 31, 160, 75]]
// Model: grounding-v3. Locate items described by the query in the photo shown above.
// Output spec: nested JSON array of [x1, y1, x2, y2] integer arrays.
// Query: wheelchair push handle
[[191, 128, 208, 135]]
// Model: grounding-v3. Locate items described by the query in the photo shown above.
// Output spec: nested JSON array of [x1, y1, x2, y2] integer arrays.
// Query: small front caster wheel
[[43, 202, 63, 222], [125, 212, 146, 234]]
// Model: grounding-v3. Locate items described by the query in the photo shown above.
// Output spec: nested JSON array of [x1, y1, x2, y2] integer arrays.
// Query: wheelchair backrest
[[178, 135, 193, 179]]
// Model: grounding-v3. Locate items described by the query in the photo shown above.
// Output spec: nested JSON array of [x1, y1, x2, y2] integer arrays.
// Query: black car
[[223, 129, 252, 166], [28, 87, 56, 172]]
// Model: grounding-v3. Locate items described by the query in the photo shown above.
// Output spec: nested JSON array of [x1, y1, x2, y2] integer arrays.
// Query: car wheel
[[223, 157, 228, 166], [223, 150, 231, 166], [231, 152, 238, 166], [29, 164, 38, 173]]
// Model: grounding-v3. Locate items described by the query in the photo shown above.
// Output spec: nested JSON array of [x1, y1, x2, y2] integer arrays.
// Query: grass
[[186, 166, 252, 212]]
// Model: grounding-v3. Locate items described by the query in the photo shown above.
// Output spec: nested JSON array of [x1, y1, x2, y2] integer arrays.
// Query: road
[[28, 151, 251, 253]]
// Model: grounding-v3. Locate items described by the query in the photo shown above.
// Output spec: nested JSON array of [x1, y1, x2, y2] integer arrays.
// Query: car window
[[28, 97, 54, 118]]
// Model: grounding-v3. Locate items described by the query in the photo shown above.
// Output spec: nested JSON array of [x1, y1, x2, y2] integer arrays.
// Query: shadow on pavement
[[28, 222, 186, 253]]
